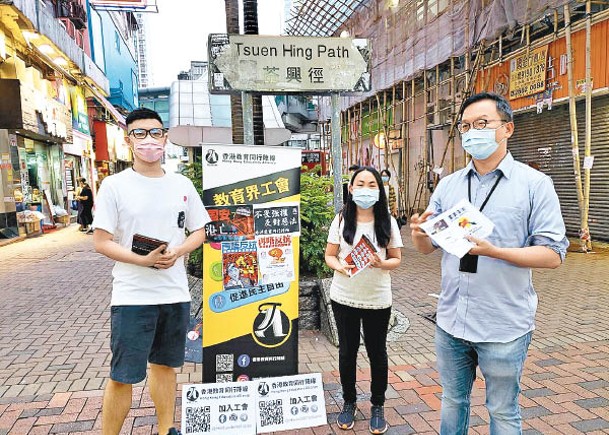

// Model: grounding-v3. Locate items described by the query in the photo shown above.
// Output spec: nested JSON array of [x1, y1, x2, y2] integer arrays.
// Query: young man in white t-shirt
[[93, 108, 210, 435]]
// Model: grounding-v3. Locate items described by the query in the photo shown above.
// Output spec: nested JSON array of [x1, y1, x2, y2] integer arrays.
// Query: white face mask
[[352, 187, 379, 209], [461, 128, 503, 160]]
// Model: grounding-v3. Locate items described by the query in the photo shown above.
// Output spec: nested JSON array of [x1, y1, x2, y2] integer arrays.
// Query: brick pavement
[[0, 226, 608, 434]]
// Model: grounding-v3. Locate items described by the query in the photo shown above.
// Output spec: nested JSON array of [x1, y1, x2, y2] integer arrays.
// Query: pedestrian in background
[[93, 108, 209, 435], [75, 178, 93, 233], [380, 169, 397, 219], [343, 164, 360, 204], [325, 166, 403, 434], [410, 92, 568, 435]]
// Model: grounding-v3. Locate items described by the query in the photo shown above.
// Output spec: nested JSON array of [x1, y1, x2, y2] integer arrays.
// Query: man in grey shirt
[[410, 92, 568, 435]]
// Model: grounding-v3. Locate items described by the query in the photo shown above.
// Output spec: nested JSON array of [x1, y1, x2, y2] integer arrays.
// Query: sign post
[[208, 33, 370, 214], [331, 93, 342, 212]]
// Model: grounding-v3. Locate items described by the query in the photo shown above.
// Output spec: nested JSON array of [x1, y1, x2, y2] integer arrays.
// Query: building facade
[[288, 0, 609, 242], [0, 0, 142, 243]]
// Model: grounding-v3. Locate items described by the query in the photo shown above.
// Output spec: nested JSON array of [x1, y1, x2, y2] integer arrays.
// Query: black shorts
[[109, 302, 190, 384]]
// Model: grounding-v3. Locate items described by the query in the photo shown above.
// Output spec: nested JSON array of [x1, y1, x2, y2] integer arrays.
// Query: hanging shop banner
[[509, 45, 548, 100], [70, 86, 90, 135], [202, 145, 301, 384], [181, 373, 326, 435]]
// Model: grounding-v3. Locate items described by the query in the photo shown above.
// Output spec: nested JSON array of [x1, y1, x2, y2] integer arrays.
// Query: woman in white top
[[325, 166, 403, 434]]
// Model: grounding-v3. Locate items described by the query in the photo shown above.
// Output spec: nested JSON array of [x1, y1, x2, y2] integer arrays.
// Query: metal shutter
[[510, 95, 609, 241]]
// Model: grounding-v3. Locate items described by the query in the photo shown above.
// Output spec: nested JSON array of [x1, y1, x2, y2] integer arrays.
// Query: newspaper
[[419, 199, 495, 258]]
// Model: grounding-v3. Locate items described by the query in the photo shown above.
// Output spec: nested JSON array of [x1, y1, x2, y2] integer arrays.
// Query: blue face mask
[[461, 128, 501, 160], [352, 187, 379, 209]]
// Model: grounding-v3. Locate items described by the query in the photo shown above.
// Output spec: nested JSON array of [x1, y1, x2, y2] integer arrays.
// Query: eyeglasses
[[456, 119, 508, 134], [127, 128, 167, 139]]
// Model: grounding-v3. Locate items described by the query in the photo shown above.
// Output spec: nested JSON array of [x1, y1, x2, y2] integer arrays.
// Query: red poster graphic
[[221, 241, 259, 290], [344, 234, 377, 277]]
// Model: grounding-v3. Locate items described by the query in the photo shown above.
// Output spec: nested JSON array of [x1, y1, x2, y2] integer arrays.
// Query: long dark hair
[[342, 166, 392, 248]]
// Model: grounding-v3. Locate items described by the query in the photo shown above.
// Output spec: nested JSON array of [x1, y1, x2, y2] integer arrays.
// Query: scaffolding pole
[[564, 4, 587, 253]]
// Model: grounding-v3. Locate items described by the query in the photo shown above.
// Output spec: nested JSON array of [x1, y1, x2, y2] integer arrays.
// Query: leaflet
[[419, 199, 495, 258], [344, 234, 377, 277]]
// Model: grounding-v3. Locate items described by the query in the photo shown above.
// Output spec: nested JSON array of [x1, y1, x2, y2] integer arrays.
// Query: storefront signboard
[[509, 45, 548, 100], [70, 86, 90, 135]]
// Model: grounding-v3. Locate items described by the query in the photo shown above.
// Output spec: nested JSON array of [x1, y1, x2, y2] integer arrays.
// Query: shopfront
[[0, 70, 72, 239], [93, 120, 128, 190]]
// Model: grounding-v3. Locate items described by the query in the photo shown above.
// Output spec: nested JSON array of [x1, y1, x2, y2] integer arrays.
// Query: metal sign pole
[[242, 91, 254, 144], [331, 93, 343, 213]]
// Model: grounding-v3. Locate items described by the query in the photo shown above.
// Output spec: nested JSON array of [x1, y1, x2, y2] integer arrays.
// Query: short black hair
[[348, 164, 360, 172], [461, 92, 513, 122], [380, 169, 391, 178], [126, 108, 163, 128]]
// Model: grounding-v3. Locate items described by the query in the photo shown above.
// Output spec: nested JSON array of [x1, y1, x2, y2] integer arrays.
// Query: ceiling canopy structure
[[285, 0, 368, 37]]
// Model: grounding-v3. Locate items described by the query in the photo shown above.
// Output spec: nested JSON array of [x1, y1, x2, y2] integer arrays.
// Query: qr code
[[216, 373, 233, 383], [216, 354, 233, 372], [259, 399, 284, 427], [185, 406, 211, 433]]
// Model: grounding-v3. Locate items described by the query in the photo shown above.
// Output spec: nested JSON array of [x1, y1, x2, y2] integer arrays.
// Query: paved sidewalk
[[0, 226, 608, 434]]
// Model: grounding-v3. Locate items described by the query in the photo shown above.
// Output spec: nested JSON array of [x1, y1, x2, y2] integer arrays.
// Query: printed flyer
[[256, 234, 295, 285], [222, 241, 259, 290], [420, 199, 495, 258]]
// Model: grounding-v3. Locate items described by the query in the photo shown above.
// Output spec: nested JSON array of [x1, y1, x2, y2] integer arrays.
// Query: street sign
[[208, 34, 371, 94]]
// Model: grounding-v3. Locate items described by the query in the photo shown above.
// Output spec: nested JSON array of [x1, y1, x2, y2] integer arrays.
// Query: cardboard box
[[24, 220, 41, 235], [56, 215, 70, 226]]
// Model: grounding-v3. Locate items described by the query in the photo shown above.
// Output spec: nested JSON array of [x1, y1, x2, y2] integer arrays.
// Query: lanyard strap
[[468, 172, 503, 212]]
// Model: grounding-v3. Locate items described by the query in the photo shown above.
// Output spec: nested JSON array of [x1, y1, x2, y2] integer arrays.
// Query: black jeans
[[332, 300, 392, 406]]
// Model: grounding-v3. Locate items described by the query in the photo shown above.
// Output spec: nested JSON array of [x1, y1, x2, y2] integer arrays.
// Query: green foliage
[[300, 169, 335, 278], [181, 160, 203, 273], [181, 160, 203, 199]]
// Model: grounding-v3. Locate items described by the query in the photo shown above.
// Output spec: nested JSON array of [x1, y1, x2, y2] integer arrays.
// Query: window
[[132, 70, 138, 106], [115, 30, 120, 53], [416, 0, 425, 24]]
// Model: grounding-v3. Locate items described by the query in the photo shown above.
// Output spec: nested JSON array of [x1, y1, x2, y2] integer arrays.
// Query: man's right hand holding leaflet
[[410, 210, 436, 254]]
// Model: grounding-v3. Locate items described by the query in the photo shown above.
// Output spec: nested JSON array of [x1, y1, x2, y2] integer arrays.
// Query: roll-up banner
[[201, 145, 301, 383]]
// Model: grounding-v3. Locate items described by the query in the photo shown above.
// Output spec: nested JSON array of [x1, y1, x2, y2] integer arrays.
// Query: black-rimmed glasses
[[127, 128, 167, 139]]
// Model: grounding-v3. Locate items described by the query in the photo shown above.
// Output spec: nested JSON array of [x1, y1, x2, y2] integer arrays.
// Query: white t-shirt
[[327, 214, 403, 309], [93, 168, 210, 306]]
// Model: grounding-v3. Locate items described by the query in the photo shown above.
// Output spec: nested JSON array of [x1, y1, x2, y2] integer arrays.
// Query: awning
[[87, 86, 127, 128]]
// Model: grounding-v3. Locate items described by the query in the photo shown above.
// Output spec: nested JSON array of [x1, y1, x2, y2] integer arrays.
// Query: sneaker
[[369, 405, 388, 434], [337, 401, 357, 430], [166, 428, 181, 435]]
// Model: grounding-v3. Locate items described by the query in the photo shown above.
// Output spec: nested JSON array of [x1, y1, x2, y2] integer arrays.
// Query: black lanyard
[[468, 171, 503, 212], [460, 171, 503, 274]]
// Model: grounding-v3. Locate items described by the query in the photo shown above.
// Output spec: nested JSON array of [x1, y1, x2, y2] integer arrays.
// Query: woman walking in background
[[76, 178, 94, 233], [325, 166, 403, 434]]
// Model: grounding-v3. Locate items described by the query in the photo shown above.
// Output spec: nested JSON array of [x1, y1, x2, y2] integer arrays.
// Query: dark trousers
[[332, 300, 392, 406]]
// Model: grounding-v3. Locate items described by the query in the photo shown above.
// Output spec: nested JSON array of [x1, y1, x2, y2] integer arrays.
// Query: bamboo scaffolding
[[582, 0, 593, 251], [564, 4, 587, 253]]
